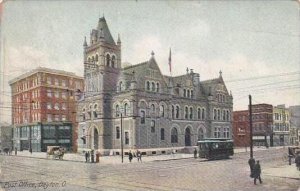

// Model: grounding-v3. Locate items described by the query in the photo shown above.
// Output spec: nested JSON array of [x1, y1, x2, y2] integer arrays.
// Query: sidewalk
[[9, 151, 194, 164], [7, 146, 284, 164], [264, 163, 300, 180]]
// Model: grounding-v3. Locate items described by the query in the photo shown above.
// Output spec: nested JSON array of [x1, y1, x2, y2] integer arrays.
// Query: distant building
[[273, 104, 290, 146], [232, 110, 249, 147], [289, 105, 300, 146], [77, 17, 233, 155], [9, 67, 84, 152], [0, 123, 13, 152], [233, 104, 273, 147]]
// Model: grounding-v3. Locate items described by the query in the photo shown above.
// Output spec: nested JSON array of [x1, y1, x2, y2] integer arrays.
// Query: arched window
[[92, 56, 95, 62], [111, 55, 116, 68], [151, 104, 155, 113], [223, 110, 226, 121], [183, 89, 186, 97], [88, 57, 91, 63], [95, 54, 98, 62], [202, 108, 205, 120], [189, 107, 193, 119], [147, 81, 150, 91], [171, 128, 178, 143], [176, 106, 180, 119], [172, 105, 175, 119], [140, 110, 145, 124], [191, 90, 194, 98], [160, 128, 165, 140], [214, 109, 217, 120], [106, 54, 110, 66], [187, 90, 190, 98], [156, 83, 159, 92], [198, 108, 201, 119], [124, 103, 128, 116], [151, 82, 155, 91], [226, 110, 230, 121], [185, 106, 188, 119], [217, 109, 220, 120], [198, 128, 204, 140], [115, 105, 120, 117], [116, 126, 120, 139], [93, 104, 98, 119], [159, 105, 164, 117]]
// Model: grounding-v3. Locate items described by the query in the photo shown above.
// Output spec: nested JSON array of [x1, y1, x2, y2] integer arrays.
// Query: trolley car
[[197, 138, 234, 160]]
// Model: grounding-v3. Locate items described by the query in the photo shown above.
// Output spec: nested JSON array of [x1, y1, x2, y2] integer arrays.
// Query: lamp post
[[120, 112, 123, 163]]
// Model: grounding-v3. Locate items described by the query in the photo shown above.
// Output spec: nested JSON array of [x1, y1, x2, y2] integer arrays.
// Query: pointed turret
[[117, 34, 121, 45], [97, 16, 116, 45], [83, 36, 87, 47]]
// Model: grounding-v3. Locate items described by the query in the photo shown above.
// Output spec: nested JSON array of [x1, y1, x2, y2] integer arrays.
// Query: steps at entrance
[[180, 146, 197, 154]]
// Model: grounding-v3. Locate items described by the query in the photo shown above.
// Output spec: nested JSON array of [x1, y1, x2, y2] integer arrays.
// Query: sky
[[0, 1, 299, 123]]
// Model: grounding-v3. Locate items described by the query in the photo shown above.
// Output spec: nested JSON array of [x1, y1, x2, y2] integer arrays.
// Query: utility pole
[[121, 112, 124, 163], [249, 95, 253, 158]]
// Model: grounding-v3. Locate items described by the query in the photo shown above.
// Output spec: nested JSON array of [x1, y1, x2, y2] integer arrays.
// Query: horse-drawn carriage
[[46, 146, 66, 160]]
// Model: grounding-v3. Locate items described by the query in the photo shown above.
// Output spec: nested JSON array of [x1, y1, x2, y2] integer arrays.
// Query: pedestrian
[[29, 148, 32, 154], [91, 150, 95, 163], [14, 147, 17, 156], [85, 151, 88, 162], [295, 152, 300, 171], [128, 150, 133, 163], [137, 150, 142, 162], [96, 150, 100, 163], [253, 160, 262, 185], [194, 148, 198, 159], [248, 157, 255, 178]]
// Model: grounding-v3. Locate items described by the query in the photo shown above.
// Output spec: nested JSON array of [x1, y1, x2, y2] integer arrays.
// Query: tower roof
[[97, 17, 116, 45]]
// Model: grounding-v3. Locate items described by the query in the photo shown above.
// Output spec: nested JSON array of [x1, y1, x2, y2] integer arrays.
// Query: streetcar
[[197, 138, 234, 160]]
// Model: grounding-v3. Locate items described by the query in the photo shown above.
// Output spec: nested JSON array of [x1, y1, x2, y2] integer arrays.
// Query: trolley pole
[[249, 95, 253, 159], [121, 112, 124, 163]]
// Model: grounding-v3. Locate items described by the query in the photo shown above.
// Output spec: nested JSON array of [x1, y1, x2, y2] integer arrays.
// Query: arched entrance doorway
[[94, 127, 99, 150], [185, 127, 191, 146]]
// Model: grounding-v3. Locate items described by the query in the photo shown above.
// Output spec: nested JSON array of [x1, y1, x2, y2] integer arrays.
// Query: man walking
[[128, 150, 133, 163], [253, 160, 262, 185], [194, 148, 198, 159], [85, 151, 88, 162], [248, 157, 255, 178], [91, 150, 95, 163], [137, 150, 142, 162]]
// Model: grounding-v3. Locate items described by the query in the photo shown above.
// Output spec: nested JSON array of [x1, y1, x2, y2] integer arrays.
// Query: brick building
[[9, 67, 84, 152], [233, 104, 273, 147]]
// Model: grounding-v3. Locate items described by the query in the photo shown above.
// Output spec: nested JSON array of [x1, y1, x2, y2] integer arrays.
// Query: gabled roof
[[97, 17, 116, 45]]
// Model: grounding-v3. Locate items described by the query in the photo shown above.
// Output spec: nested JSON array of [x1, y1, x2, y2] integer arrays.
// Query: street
[[0, 148, 299, 191]]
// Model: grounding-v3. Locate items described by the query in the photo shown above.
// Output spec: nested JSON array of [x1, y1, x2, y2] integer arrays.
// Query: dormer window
[[151, 82, 155, 91], [106, 54, 110, 66], [111, 55, 116, 68]]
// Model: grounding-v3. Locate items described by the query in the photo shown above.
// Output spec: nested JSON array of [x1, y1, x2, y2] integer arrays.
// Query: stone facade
[[77, 17, 233, 155]]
